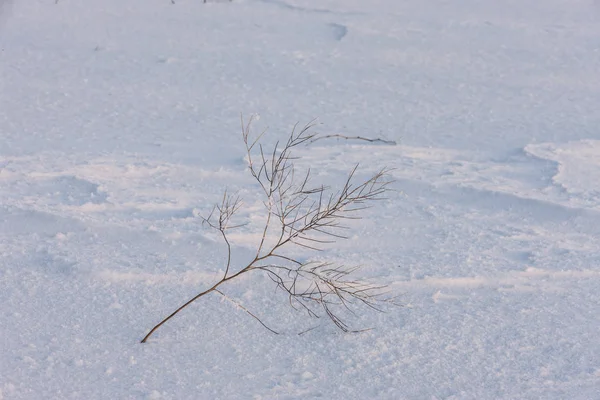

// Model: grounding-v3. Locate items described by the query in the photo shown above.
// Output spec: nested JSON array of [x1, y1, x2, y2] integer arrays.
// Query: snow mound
[[526, 140, 600, 210]]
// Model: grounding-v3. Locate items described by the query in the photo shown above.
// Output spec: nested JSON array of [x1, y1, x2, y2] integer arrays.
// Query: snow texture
[[1, 0, 600, 399]]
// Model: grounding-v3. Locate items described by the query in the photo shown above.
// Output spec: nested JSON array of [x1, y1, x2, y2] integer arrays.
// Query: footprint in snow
[[328, 23, 348, 41], [30, 176, 108, 207]]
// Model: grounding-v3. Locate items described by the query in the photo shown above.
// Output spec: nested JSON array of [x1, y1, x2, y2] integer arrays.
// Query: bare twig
[[311, 134, 397, 146], [297, 325, 320, 336], [214, 289, 279, 335], [141, 116, 395, 343]]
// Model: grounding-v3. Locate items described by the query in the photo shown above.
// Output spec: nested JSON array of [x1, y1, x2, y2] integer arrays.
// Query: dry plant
[[141, 117, 394, 343]]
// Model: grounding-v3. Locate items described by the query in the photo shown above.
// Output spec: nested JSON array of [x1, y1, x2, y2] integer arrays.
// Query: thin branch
[[297, 325, 320, 336], [311, 134, 397, 146], [214, 289, 279, 335], [141, 283, 220, 343]]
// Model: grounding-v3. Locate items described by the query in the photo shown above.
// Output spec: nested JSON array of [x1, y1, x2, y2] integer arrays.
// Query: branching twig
[[141, 116, 395, 343]]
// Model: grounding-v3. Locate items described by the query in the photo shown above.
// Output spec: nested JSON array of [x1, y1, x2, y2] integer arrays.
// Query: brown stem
[[141, 283, 221, 343]]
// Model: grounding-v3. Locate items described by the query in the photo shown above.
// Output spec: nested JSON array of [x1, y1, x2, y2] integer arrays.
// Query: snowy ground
[[2, 0, 600, 399]]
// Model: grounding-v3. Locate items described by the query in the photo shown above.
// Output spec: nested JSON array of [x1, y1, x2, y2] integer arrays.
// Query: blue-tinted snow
[[1, 0, 599, 399]]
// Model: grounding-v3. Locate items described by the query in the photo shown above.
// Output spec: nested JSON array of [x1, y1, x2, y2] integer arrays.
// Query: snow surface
[[1, 0, 600, 398]]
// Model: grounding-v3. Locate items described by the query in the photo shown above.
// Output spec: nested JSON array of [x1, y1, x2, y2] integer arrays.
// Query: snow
[[1, 0, 600, 398]]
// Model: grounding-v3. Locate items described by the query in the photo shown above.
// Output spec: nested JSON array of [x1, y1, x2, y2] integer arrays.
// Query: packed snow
[[1, 0, 600, 399]]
